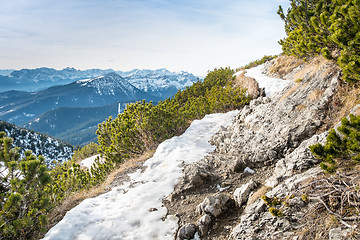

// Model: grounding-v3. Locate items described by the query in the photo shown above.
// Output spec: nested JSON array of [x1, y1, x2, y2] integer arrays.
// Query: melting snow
[[241, 64, 290, 97], [244, 167, 255, 174], [43, 110, 239, 240], [80, 155, 101, 169]]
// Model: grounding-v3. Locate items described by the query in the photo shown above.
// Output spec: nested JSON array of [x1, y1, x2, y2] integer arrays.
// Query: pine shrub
[[310, 114, 360, 173], [278, 0, 360, 82]]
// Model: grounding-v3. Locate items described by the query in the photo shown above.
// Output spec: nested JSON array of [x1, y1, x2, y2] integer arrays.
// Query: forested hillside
[[0, 121, 73, 165]]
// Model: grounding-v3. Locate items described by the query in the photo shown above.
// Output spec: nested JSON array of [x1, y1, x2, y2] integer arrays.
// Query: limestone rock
[[171, 163, 214, 198], [233, 180, 258, 207], [197, 193, 230, 217], [177, 223, 197, 240], [168, 56, 344, 240], [329, 228, 342, 240], [229, 168, 321, 240], [210, 59, 339, 168], [196, 214, 212, 236]]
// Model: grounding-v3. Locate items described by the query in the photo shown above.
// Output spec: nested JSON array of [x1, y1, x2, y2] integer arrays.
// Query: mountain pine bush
[[278, 0, 360, 82], [0, 131, 116, 239], [310, 114, 360, 173], [0, 132, 51, 239]]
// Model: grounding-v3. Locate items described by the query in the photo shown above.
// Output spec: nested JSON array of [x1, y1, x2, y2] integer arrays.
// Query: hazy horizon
[[0, 0, 290, 76]]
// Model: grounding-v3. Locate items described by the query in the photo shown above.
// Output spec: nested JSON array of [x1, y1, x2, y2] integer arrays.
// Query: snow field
[[243, 64, 290, 96], [43, 110, 239, 240], [80, 155, 101, 169]]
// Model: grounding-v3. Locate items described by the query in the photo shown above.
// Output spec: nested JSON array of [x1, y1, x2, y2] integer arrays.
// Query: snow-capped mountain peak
[[77, 72, 137, 96], [116, 69, 199, 98]]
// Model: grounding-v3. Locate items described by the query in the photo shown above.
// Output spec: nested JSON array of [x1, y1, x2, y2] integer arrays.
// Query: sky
[[0, 0, 290, 76]]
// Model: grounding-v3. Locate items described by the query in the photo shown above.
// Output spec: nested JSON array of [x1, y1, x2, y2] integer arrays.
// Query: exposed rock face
[[168, 56, 345, 239], [177, 223, 198, 240], [211, 59, 339, 168], [229, 167, 322, 240]]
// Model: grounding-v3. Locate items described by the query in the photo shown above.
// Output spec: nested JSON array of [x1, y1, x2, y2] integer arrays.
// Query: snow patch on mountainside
[[244, 64, 290, 96], [43, 110, 239, 240], [80, 155, 102, 169]]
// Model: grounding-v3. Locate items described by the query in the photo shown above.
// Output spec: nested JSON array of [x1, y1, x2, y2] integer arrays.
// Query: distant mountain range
[[0, 67, 199, 95], [0, 72, 159, 125], [118, 68, 197, 98], [0, 68, 199, 146]]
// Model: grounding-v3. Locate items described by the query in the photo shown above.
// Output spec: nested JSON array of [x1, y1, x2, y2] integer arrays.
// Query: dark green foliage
[[72, 142, 99, 162], [269, 207, 284, 217], [0, 120, 74, 166], [310, 114, 360, 173], [262, 195, 287, 218], [261, 195, 282, 207], [0, 133, 51, 239], [97, 67, 251, 163], [1, 67, 251, 239], [0, 133, 115, 240], [278, 0, 360, 82]]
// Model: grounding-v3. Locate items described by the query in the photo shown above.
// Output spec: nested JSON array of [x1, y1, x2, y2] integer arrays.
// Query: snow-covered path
[[43, 111, 239, 240], [243, 64, 290, 96]]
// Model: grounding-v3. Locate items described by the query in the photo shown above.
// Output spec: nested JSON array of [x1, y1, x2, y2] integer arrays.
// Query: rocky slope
[[167, 56, 358, 239]]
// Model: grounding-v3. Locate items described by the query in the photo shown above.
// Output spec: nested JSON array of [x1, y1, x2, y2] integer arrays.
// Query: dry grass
[[41, 150, 155, 238], [353, 107, 360, 116], [287, 166, 360, 240], [268, 55, 304, 78], [307, 89, 325, 101], [318, 83, 360, 132], [247, 185, 271, 206], [295, 104, 307, 111], [235, 73, 262, 99], [292, 56, 338, 81], [279, 82, 301, 102]]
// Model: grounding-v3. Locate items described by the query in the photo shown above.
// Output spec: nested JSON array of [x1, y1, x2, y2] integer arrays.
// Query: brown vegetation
[[293, 168, 360, 239], [247, 185, 271, 206], [279, 82, 301, 102], [307, 89, 325, 101], [268, 55, 304, 78], [319, 82, 360, 133]]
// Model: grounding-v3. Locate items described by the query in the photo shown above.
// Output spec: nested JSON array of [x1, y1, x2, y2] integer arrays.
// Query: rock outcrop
[[166, 56, 348, 239], [235, 73, 265, 99]]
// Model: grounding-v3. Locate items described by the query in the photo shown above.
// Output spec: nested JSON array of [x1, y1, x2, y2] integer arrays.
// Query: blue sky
[[0, 0, 290, 75]]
